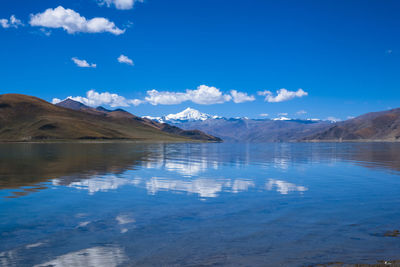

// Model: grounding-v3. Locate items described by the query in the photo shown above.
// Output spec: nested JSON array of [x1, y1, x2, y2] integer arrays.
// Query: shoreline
[[301, 139, 400, 143], [0, 139, 397, 144], [310, 259, 400, 266], [0, 139, 222, 144]]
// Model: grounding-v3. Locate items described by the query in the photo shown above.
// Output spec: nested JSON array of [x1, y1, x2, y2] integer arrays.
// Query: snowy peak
[[144, 108, 221, 124], [272, 116, 291, 121], [165, 108, 212, 122]]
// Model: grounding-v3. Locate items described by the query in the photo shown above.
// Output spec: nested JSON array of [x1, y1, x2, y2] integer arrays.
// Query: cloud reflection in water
[[34, 246, 128, 267], [58, 174, 306, 198], [266, 179, 308, 195]]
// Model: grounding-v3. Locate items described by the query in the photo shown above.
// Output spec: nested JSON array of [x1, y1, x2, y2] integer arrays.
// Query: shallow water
[[1, 142, 400, 266]]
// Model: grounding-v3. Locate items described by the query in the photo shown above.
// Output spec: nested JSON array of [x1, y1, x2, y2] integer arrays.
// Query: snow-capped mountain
[[272, 116, 291, 121], [143, 108, 326, 124], [144, 108, 221, 124], [142, 108, 334, 142]]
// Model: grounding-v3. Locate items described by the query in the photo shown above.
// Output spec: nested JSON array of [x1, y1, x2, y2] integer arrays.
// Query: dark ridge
[[33, 135, 52, 140], [96, 106, 112, 112], [39, 124, 57, 130], [0, 103, 11, 109], [114, 108, 127, 112], [78, 136, 111, 140]]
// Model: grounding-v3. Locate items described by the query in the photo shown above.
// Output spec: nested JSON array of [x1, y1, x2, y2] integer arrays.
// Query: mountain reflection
[[0, 143, 151, 198], [1, 143, 400, 198]]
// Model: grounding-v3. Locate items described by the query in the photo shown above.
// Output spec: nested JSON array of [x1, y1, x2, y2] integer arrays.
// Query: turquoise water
[[1, 143, 400, 266]]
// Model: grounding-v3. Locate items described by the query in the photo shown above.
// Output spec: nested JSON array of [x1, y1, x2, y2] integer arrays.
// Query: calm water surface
[[1, 143, 400, 266]]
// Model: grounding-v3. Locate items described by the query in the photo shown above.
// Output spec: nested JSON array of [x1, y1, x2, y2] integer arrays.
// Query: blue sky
[[0, 0, 399, 120]]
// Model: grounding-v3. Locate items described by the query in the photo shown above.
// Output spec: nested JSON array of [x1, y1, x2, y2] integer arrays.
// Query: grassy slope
[[0, 94, 193, 142]]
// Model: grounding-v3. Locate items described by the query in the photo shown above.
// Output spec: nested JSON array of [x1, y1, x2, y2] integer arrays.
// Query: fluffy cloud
[[258, 88, 308, 103], [52, 86, 254, 108], [53, 90, 129, 107], [29, 6, 125, 35], [129, 99, 143, 106], [0, 15, 23, 28], [230, 90, 255, 103], [99, 0, 144, 10], [296, 110, 307, 115], [145, 85, 233, 105], [259, 113, 269, 117], [0, 19, 8, 28], [145, 90, 187, 105], [52, 90, 143, 107], [72, 57, 97, 68], [118, 54, 134, 65], [52, 98, 62, 104]]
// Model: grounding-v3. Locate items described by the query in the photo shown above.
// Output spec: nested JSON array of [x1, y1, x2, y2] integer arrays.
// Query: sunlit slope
[[0, 94, 208, 142]]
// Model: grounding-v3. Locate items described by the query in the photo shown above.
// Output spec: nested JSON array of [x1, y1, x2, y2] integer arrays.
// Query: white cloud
[[29, 6, 125, 35], [259, 113, 269, 117], [72, 57, 97, 68], [187, 85, 232, 105], [258, 88, 308, 103], [52, 98, 62, 104], [0, 15, 23, 28], [53, 86, 254, 108], [129, 99, 143, 106], [278, 112, 288, 116], [53, 90, 143, 108], [296, 110, 307, 115], [145, 85, 232, 105], [145, 90, 188, 105], [230, 90, 255, 103], [0, 19, 8, 28], [67, 90, 129, 107], [99, 0, 144, 10], [118, 54, 134, 65]]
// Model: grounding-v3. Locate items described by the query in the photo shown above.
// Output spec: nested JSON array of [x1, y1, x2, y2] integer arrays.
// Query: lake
[[1, 142, 400, 266]]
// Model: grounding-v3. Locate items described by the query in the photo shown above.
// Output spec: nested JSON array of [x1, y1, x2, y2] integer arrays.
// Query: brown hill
[[0, 94, 221, 142], [304, 108, 400, 142], [56, 98, 222, 142]]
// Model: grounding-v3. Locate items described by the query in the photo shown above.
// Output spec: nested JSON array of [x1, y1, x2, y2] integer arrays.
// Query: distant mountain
[[143, 108, 333, 142], [304, 108, 400, 142], [56, 98, 88, 111], [0, 94, 221, 142]]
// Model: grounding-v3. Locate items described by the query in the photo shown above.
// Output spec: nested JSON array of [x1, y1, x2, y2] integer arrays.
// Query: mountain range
[[0, 94, 221, 142], [144, 107, 400, 142], [1, 94, 399, 143], [145, 108, 334, 142]]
